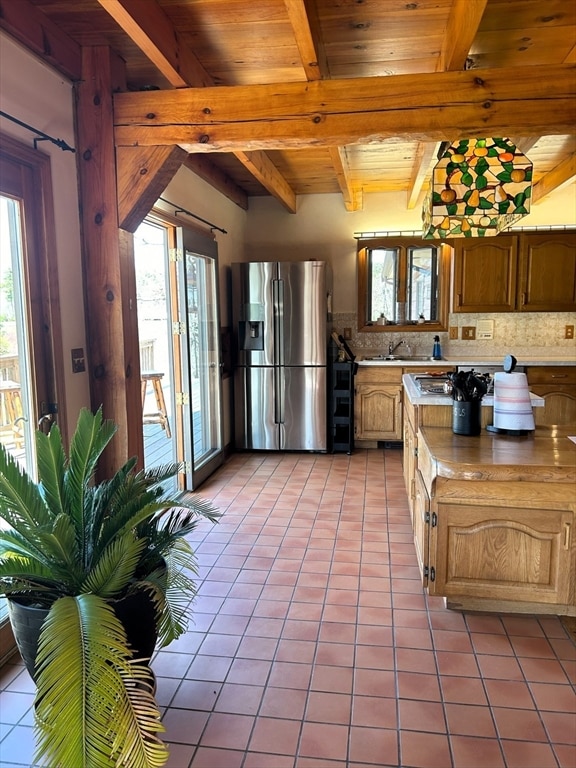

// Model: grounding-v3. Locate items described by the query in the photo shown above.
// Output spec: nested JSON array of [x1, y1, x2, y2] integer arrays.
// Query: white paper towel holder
[[486, 354, 535, 436]]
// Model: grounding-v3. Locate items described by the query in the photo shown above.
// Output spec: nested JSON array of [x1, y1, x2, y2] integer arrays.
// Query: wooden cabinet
[[431, 500, 573, 607], [452, 230, 576, 313], [412, 427, 576, 616], [526, 367, 576, 427], [453, 235, 517, 312], [413, 470, 430, 589], [354, 366, 403, 442], [355, 383, 402, 441], [403, 403, 417, 507], [518, 232, 576, 312]]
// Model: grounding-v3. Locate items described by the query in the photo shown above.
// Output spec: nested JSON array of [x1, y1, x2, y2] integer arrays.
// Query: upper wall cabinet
[[517, 232, 576, 312], [452, 235, 517, 313], [452, 231, 576, 313]]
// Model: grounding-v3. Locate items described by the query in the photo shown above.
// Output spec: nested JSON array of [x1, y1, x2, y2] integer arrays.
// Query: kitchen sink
[[363, 355, 442, 362]]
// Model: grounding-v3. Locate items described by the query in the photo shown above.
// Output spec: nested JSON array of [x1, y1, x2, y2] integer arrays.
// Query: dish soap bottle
[[432, 335, 442, 360]]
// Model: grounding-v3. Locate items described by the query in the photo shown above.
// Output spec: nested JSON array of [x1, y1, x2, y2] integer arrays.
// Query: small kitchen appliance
[[486, 355, 535, 435]]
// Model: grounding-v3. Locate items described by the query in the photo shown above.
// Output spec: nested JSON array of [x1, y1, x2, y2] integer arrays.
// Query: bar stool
[[141, 372, 171, 438], [0, 381, 24, 448]]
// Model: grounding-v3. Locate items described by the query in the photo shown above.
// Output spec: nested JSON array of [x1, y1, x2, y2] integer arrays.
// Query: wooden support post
[[75, 45, 144, 475]]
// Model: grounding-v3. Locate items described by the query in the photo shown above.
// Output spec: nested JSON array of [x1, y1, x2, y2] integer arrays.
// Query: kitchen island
[[409, 425, 576, 617]]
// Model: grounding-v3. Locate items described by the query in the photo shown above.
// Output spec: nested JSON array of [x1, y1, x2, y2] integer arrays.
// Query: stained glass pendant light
[[422, 138, 533, 239]]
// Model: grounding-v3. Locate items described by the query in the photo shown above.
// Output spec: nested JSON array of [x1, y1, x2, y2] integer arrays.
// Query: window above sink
[[357, 236, 451, 334]]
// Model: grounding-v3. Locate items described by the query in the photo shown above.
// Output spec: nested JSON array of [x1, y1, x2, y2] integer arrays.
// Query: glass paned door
[[134, 221, 178, 492], [178, 228, 223, 488], [0, 196, 36, 474], [0, 138, 62, 654], [135, 219, 223, 491]]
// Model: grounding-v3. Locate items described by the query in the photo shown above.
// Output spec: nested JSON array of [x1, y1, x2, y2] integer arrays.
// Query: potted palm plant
[[0, 407, 219, 768]]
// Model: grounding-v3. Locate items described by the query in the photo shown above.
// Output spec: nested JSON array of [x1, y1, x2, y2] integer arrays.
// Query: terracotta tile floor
[[1, 449, 575, 767]]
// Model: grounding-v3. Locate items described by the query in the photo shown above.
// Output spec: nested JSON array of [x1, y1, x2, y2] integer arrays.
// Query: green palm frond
[[0, 525, 56, 564], [34, 594, 168, 768], [153, 541, 199, 647], [35, 423, 67, 517], [65, 407, 117, 541], [0, 555, 67, 602], [81, 460, 138, 568], [0, 444, 52, 530], [172, 491, 221, 526], [81, 533, 147, 598]]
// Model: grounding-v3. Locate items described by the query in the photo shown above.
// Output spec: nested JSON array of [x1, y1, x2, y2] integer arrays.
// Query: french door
[[0, 135, 62, 660], [134, 218, 223, 490], [177, 227, 224, 487]]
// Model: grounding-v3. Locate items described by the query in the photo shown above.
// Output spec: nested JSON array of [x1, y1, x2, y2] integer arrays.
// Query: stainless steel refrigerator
[[232, 260, 329, 451]]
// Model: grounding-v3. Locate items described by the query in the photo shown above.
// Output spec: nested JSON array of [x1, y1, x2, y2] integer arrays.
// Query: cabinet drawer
[[526, 367, 576, 385], [355, 366, 402, 384]]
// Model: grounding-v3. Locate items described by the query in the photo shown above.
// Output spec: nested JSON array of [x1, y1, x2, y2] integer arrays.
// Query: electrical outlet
[[71, 347, 86, 373], [449, 326, 458, 340], [462, 326, 476, 340], [565, 325, 574, 340], [343, 327, 352, 340]]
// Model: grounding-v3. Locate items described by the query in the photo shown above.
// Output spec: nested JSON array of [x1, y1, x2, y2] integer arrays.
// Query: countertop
[[402, 373, 545, 407], [359, 357, 576, 367], [419, 426, 576, 484]]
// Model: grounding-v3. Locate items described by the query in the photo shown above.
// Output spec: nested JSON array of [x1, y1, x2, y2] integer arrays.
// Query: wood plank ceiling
[[15, 0, 576, 213]]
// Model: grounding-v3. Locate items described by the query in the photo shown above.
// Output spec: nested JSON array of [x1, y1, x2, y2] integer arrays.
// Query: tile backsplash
[[333, 311, 576, 360]]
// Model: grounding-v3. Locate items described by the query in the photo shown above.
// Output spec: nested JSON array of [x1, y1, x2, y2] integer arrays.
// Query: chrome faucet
[[388, 339, 404, 355]]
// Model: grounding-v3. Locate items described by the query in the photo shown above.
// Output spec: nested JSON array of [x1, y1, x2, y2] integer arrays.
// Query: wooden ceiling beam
[[405, 0, 488, 212], [514, 137, 540, 155], [283, 0, 328, 81], [98, 0, 296, 210], [232, 151, 296, 211], [407, 142, 440, 210], [439, 0, 488, 72], [183, 156, 249, 210], [233, 151, 297, 213], [117, 145, 188, 232], [532, 153, 576, 204], [284, 1, 358, 209], [114, 65, 576, 151], [329, 147, 359, 212], [0, 0, 82, 81], [96, 0, 212, 87]]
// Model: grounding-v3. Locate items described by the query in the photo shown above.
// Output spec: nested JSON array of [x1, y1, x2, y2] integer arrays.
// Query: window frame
[[357, 236, 451, 333]]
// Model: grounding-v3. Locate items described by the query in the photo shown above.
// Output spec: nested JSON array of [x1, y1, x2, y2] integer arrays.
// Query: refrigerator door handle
[[273, 278, 284, 367], [275, 368, 284, 424]]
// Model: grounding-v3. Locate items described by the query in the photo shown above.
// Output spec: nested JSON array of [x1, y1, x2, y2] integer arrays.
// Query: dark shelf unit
[[329, 343, 355, 454]]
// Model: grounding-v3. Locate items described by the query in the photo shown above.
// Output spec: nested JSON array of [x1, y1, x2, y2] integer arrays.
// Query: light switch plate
[[462, 326, 476, 340]]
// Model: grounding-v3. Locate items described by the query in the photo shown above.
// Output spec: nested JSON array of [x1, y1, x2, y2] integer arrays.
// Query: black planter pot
[[7, 599, 49, 681], [8, 592, 158, 682]]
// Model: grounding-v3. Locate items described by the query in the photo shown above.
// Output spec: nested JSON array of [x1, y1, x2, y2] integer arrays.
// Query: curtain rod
[[0, 110, 75, 153], [158, 196, 227, 234]]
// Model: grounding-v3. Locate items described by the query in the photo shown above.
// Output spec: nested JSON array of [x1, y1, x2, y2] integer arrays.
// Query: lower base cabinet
[[410, 427, 576, 616], [430, 497, 572, 608], [526, 367, 576, 427]]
